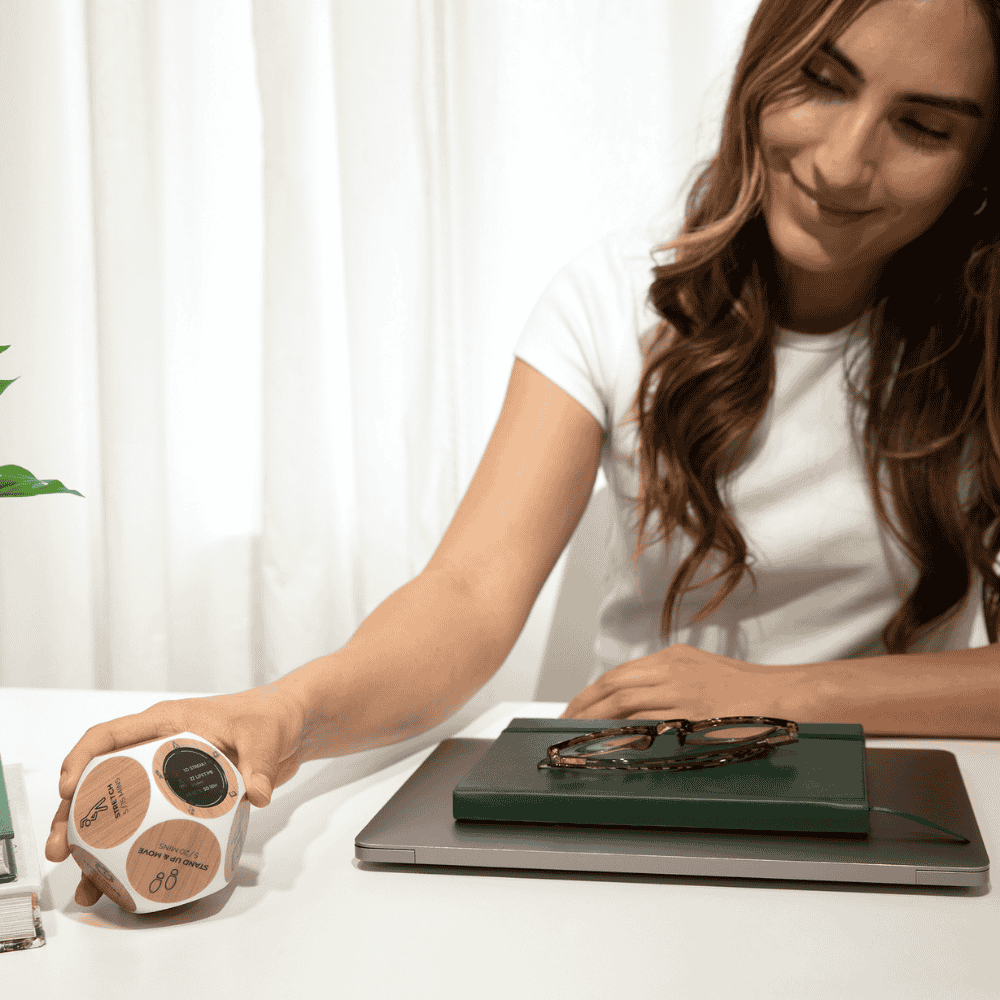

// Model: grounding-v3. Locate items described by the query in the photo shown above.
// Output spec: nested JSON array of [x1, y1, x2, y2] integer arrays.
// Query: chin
[[765, 201, 843, 275]]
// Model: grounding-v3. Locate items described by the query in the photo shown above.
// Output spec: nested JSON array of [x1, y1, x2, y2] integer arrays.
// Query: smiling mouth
[[792, 176, 875, 217]]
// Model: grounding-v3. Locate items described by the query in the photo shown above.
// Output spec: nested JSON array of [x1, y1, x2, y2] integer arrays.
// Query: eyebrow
[[820, 40, 985, 119]]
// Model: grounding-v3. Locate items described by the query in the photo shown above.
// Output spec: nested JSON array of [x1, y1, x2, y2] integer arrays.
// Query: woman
[[47, 0, 1000, 905]]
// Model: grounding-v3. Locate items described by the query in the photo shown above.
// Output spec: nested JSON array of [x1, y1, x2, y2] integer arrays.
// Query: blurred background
[[0, 0, 759, 712]]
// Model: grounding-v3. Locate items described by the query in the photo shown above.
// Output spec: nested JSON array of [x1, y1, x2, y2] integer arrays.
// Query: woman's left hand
[[560, 643, 804, 721]]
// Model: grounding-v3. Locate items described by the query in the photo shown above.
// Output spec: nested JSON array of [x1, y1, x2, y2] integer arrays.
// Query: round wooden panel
[[73, 757, 150, 849], [152, 737, 240, 819], [126, 819, 222, 905]]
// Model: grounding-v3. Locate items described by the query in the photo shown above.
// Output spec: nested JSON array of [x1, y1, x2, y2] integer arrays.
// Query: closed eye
[[801, 68, 951, 149]]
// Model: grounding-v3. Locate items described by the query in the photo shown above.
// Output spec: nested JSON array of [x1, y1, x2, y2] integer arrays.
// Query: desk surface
[[2, 687, 999, 999]]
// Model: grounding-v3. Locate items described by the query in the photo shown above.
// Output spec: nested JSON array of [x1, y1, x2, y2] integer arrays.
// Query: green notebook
[[453, 719, 872, 835], [0, 751, 16, 881]]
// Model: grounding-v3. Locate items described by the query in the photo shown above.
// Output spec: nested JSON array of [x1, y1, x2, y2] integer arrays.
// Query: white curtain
[[0, 0, 760, 710]]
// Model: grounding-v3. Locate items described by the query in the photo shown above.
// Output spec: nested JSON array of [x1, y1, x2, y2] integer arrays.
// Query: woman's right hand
[[44, 681, 308, 907]]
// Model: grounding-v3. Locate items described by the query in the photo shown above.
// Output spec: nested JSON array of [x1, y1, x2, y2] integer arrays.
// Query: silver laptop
[[355, 737, 989, 887]]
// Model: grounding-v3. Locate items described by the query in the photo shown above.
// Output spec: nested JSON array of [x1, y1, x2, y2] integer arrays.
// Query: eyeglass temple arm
[[652, 718, 798, 746]]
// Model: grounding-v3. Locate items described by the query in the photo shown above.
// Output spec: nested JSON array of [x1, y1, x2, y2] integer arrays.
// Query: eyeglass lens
[[566, 722, 777, 759], [687, 723, 776, 744], [567, 733, 654, 756]]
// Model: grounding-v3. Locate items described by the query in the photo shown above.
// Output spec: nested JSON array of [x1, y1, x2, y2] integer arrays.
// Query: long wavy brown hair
[[633, 0, 1000, 651]]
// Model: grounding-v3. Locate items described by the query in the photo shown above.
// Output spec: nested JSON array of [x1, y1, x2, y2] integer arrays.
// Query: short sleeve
[[513, 230, 661, 434]]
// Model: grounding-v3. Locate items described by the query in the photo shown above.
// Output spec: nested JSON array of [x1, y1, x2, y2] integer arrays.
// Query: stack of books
[[0, 750, 44, 952]]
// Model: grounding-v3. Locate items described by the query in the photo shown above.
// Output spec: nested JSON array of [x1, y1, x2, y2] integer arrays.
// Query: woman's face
[[759, 0, 997, 332]]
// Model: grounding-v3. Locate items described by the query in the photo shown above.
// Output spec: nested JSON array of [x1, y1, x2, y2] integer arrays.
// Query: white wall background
[[0, 0, 760, 720]]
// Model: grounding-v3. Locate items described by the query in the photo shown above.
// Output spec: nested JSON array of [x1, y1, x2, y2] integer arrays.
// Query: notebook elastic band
[[869, 806, 969, 844]]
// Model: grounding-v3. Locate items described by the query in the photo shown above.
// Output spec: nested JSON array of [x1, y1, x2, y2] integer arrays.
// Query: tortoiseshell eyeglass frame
[[538, 716, 799, 771]]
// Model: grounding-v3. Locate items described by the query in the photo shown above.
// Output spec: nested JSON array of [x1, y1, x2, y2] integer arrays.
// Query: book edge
[[0, 752, 13, 841], [0, 765, 42, 899]]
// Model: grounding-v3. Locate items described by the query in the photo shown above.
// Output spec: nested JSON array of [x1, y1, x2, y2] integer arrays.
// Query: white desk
[[3, 687, 1000, 999]]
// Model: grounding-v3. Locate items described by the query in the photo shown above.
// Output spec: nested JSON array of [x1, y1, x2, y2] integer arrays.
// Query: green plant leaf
[[0, 347, 14, 397], [0, 347, 84, 498], [0, 464, 84, 498]]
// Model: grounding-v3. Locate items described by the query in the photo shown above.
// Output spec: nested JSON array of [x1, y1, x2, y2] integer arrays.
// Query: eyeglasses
[[538, 716, 799, 772]]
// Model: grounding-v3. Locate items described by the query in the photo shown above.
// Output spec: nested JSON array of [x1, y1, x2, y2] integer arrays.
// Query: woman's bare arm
[[285, 357, 605, 759], [48, 358, 604, 892], [562, 641, 1000, 739]]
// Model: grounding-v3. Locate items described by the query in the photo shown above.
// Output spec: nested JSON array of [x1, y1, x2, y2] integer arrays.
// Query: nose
[[812, 105, 880, 194]]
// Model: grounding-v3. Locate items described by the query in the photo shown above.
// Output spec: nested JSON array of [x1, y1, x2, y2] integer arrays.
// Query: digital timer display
[[162, 748, 229, 808]]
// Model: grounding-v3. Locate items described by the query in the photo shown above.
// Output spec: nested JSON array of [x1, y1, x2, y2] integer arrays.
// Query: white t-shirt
[[513, 228, 991, 683]]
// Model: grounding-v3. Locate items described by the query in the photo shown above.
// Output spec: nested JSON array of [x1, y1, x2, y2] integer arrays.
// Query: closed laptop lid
[[355, 738, 989, 888]]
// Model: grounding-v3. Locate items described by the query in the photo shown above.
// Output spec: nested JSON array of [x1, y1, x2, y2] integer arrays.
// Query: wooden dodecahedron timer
[[67, 733, 251, 913]]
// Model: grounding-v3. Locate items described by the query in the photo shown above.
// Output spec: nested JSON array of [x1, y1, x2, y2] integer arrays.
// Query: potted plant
[[0, 345, 83, 498]]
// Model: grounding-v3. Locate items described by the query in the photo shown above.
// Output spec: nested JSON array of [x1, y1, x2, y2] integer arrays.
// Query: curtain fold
[[86, 0, 169, 691], [0, 0, 760, 698], [408, 0, 466, 576], [252, 0, 360, 685]]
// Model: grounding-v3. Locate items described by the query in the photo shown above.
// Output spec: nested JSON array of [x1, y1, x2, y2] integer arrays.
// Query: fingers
[[564, 680, 637, 719], [245, 771, 273, 808], [225, 687, 306, 807], [74, 876, 103, 907], [45, 799, 103, 905], [58, 708, 178, 800], [562, 679, 609, 718], [45, 798, 71, 862], [562, 659, 665, 718], [567, 682, 676, 721], [236, 739, 302, 808]]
